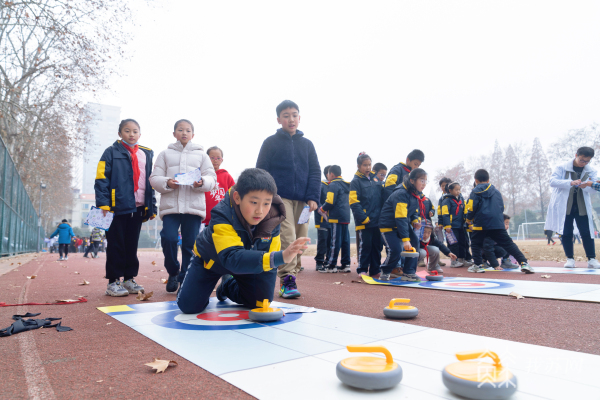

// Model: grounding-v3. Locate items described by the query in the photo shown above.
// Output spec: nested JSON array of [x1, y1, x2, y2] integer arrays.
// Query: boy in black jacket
[[319, 165, 351, 273], [466, 169, 534, 274], [383, 149, 424, 203], [314, 165, 332, 271]]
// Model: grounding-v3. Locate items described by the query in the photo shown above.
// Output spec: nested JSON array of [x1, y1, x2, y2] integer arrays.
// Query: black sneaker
[[166, 275, 179, 293], [339, 265, 351, 273], [317, 264, 328, 273], [216, 275, 233, 301]]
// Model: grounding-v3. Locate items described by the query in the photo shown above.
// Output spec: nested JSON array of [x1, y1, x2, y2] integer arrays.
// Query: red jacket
[[204, 169, 235, 226]]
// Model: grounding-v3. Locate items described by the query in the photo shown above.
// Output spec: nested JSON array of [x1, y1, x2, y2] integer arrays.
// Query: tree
[[501, 145, 526, 216], [548, 123, 600, 167], [489, 140, 504, 185], [434, 162, 473, 192], [527, 137, 551, 218]]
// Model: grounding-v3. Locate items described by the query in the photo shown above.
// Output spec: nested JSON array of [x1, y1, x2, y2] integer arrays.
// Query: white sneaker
[[467, 265, 486, 273], [64, 256, 68, 260], [106, 281, 129, 297], [450, 260, 464, 268], [587, 258, 600, 269], [122, 279, 144, 294], [58, 257, 64, 261], [564, 258, 576, 268]]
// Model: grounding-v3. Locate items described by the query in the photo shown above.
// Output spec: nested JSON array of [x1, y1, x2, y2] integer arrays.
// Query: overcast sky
[[97, 0, 600, 194]]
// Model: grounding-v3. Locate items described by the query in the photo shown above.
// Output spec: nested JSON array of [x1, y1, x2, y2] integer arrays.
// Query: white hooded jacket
[[544, 159, 597, 238], [149, 141, 216, 219]]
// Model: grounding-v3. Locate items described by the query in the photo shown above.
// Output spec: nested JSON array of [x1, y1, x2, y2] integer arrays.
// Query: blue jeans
[[380, 228, 419, 275], [177, 254, 277, 314], [160, 214, 202, 283]]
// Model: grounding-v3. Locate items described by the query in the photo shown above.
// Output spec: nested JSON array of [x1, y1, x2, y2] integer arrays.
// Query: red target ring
[[196, 311, 250, 321]]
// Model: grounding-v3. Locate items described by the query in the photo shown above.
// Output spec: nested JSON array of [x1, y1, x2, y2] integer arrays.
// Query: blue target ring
[[418, 279, 514, 289], [151, 304, 302, 330]]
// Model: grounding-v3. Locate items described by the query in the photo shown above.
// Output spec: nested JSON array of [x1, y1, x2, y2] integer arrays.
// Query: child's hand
[[403, 241, 413, 251], [193, 179, 203, 188], [102, 209, 108, 217], [167, 179, 179, 189], [307, 200, 318, 212], [282, 237, 311, 263], [449, 252, 457, 261]]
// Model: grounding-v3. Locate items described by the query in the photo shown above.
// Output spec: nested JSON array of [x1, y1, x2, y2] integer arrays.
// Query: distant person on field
[[204, 146, 235, 227], [50, 219, 74, 261], [544, 229, 556, 245], [545, 146, 599, 269], [314, 165, 332, 272], [256, 100, 321, 299]]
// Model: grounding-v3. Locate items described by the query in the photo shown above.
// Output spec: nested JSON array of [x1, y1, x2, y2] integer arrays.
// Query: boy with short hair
[[383, 149, 425, 203], [315, 165, 332, 272], [177, 168, 310, 314], [256, 100, 321, 298], [319, 165, 351, 273], [466, 169, 534, 274], [204, 146, 236, 227]]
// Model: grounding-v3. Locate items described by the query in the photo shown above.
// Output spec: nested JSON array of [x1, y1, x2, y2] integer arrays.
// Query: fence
[[0, 135, 41, 256]]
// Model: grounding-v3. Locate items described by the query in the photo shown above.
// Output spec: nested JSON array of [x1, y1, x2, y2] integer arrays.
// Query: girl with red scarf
[[95, 119, 157, 297]]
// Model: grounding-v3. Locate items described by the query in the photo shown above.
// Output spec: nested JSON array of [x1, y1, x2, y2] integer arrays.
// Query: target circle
[[151, 304, 302, 330], [418, 280, 514, 289]]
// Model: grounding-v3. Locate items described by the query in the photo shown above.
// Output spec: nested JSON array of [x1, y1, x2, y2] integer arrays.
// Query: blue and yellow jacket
[[321, 177, 351, 224], [466, 183, 505, 230], [350, 171, 383, 231], [194, 188, 286, 275], [314, 181, 330, 229], [379, 184, 422, 242], [437, 193, 448, 226], [441, 194, 467, 230], [383, 162, 411, 203], [94, 140, 157, 219], [422, 195, 434, 222]]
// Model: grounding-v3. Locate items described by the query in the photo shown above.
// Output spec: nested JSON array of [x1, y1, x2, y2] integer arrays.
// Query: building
[[81, 103, 121, 195]]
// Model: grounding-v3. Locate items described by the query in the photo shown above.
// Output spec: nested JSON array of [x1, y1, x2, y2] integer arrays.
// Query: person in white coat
[[149, 120, 217, 292], [545, 146, 599, 268]]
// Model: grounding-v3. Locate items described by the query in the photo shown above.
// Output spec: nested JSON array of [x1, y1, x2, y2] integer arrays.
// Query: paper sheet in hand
[[175, 168, 202, 186], [297, 205, 311, 224], [84, 206, 114, 230]]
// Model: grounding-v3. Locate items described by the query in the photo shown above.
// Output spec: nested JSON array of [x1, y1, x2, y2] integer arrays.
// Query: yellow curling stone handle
[[252, 299, 280, 313], [388, 298, 410, 308], [346, 345, 394, 364], [456, 349, 502, 367]]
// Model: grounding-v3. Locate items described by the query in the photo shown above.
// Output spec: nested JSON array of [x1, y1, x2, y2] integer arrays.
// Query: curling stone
[[383, 298, 419, 319], [336, 345, 402, 390], [401, 247, 419, 258], [248, 299, 284, 322], [425, 270, 443, 281], [442, 350, 517, 400]]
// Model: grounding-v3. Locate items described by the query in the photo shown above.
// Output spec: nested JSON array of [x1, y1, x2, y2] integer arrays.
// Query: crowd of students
[[91, 99, 535, 316]]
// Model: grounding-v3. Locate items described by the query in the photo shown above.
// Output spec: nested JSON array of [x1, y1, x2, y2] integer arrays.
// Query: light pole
[[36, 183, 46, 252]]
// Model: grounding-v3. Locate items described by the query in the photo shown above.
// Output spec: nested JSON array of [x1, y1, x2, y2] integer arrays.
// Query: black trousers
[[471, 229, 526, 266], [449, 228, 467, 259], [84, 242, 99, 257], [105, 207, 144, 281], [314, 228, 332, 266], [59, 244, 69, 257], [356, 227, 382, 276], [482, 237, 507, 267], [562, 212, 595, 259]]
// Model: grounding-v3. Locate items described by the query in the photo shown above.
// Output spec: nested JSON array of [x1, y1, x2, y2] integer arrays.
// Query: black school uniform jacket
[[466, 183, 505, 230], [321, 177, 351, 223], [314, 181, 331, 229], [95, 140, 157, 219], [422, 195, 434, 222], [193, 188, 286, 275], [441, 195, 466, 230], [379, 184, 421, 242], [383, 162, 411, 204], [350, 171, 383, 231]]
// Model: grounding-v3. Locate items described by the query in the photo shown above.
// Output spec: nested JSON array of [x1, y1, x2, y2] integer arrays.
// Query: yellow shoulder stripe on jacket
[[138, 145, 152, 151], [395, 203, 408, 219], [349, 191, 359, 205], [466, 199, 474, 212], [96, 161, 106, 180], [326, 192, 334, 204], [212, 224, 244, 254], [384, 174, 398, 188]]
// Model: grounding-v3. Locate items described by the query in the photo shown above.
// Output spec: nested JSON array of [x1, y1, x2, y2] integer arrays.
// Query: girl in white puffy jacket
[[149, 119, 217, 293]]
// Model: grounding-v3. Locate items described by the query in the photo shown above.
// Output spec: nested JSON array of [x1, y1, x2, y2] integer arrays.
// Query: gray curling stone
[[248, 299, 284, 322], [426, 272, 443, 281], [401, 248, 419, 258], [383, 298, 419, 319], [442, 350, 517, 400], [336, 345, 402, 390]]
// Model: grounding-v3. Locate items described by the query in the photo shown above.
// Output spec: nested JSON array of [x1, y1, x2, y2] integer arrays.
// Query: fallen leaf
[[17, 262, 21, 265], [161, 278, 167, 284], [106, 323, 112, 325], [40, 331, 47, 334], [151, 261, 156, 266], [62, 265, 67, 268], [74, 272, 80, 274], [55, 299, 79, 303], [152, 270, 162, 272], [96, 380, 103, 383], [79, 280, 90, 286], [10, 263, 13, 265], [509, 291, 525, 299], [73, 295, 86, 298], [136, 291, 154, 301], [541, 275, 551, 279], [144, 358, 178, 374], [27, 275, 37, 279], [351, 280, 362, 284], [333, 282, 342, 285]]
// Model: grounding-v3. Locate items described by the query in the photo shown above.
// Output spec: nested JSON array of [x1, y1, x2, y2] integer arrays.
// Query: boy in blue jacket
[[383, 149, 425, 203], [50, 219, 75, 261], [256, 100, 321, 299], [466, 169, 534, 274], [320, 165, 351, 273], [177, 168, 310, 314], [315, 165, 332, 272]]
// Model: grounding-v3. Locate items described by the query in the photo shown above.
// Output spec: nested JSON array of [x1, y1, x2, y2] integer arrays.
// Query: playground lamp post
[[36, 183, 46, 252]]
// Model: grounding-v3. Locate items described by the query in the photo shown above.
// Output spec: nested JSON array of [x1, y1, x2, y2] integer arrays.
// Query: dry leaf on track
[[74, 272, 80, 274], [509, 291, 525, 299], [541, 275, 551, 279], [79, 279, 90, 285], [62, 265, 67, 268], [151, 261, 156, 266], [55, 299, 79, 303], [136, 291, 154, 301], [96, 380, 103, 383], [144, 358, 178, 374], [333, 282, 342, 285], [351, 280, 362, 284], [161, 278, 167, 284], [27, 275, 37, 279]]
